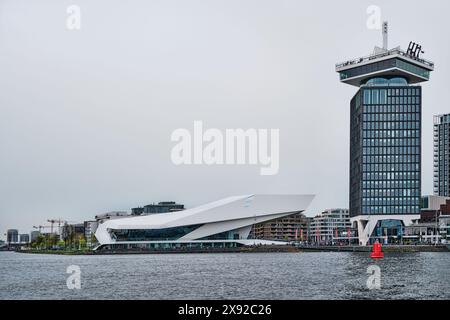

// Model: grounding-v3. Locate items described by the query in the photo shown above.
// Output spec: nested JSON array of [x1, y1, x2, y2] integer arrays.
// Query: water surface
[[0, 251, 448, 299]]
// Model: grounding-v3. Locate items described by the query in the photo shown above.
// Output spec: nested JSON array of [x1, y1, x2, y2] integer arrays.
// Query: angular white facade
[[95, 194, 314, 248], [351, 214, 420, 246]]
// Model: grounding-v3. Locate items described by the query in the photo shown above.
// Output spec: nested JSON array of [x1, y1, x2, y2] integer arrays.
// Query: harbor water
[[0, 251, 449, 300]]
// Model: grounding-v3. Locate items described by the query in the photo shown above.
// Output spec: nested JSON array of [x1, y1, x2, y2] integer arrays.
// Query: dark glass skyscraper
[[336, 23, 434, 245], [433, 114, 450, 196], [350, 82, 422, 216]]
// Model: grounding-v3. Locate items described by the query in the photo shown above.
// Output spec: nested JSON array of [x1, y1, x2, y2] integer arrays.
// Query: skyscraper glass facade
[[350, 78, 421, 217], [433, 114, 450, 196]]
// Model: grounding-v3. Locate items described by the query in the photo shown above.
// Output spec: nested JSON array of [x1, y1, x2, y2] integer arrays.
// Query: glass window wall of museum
[[360, 86, 421, 215], [111, 224, 203, 241]]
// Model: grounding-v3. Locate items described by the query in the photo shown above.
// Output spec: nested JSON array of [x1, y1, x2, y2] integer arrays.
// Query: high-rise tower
[[433, 114, 450, 196], [336, 23, 434, 245]]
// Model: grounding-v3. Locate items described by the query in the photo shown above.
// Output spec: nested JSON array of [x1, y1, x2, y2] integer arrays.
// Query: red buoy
[[370, 240, 384, 259]]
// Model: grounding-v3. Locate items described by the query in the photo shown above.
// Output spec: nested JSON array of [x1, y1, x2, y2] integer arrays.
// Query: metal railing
[[336, 48, 434, 70]]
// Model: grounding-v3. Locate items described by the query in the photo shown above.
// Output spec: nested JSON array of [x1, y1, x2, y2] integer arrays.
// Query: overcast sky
[[1, 0, 449, 239]]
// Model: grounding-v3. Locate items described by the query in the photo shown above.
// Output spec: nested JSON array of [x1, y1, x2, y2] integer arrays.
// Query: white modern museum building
[[94, 194, 314, 251]]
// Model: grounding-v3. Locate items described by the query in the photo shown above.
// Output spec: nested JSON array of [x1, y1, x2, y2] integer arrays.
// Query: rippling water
[[0, 251, 449, 299]]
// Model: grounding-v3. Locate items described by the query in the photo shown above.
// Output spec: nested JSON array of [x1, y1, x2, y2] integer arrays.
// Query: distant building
[[420, 195, 450, 222], [142, 202, 184, 215], [421, 195, 450, 211], [433, 114, 450, 196], [405, 217, 449, 245], [309, 209, 354, 245], [19, 234, 30, 244], [131, 207, 144, 215], [30, 231, 40, 242], [62, 223, 85, 244], [7, 229, 18, 244], [250, 213, 311, 242], [95, 211, 129, 223], [41, 232, 56, 237], [439, 215, 450, 243], [84, 220, 99, 248], [403, 196, 450, 244]]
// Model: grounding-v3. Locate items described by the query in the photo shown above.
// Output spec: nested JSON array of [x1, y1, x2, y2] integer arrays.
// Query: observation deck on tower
[[335, 22, 434, 87]]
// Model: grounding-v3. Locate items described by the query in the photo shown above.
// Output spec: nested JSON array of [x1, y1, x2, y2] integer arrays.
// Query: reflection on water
[[0, 251, 448, 300]]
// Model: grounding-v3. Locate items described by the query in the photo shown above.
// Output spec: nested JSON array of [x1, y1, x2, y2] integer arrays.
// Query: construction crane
[[47, 219, 67, 235], [32, 225, 53, 233]]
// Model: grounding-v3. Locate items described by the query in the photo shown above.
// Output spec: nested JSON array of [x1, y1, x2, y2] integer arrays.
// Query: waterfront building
[[131, 207, 144, 215], [62, 223, 85, 236], [404, 215, 449, 245], [336, 22, 434, 245], [142, 201, 185, 215], [309, 209, 355, 245], [250, 213, 311, 242], [94, 194, 314, 251], [433, 114, 450, 196], [61, 223, 85, 246], [95, 211, 129, 224], [6, 229, 18, 244], [420, 195, 450, 222], [131, 202, 184, 215], [438, 215, 450, 243], [30, 231, 40, 242], [408, 196, 450, 243], [421, 195, 450, 212], [19, 234, 30, 244]]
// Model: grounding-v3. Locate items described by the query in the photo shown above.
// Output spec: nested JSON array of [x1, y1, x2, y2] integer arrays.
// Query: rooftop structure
[[336, 48, 434, 87]]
